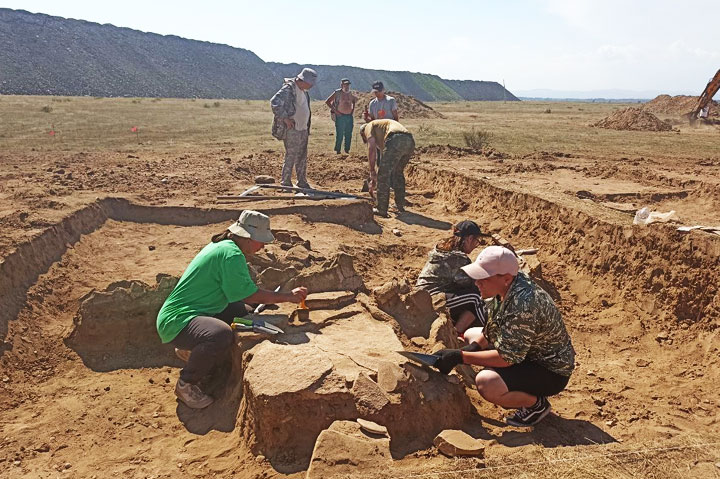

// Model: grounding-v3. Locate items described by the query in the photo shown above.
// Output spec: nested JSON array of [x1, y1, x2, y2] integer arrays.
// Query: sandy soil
[[1, 98, 720, 478]]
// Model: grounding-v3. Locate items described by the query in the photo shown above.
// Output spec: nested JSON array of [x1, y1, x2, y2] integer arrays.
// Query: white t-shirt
[[292, 83, 310, 131]]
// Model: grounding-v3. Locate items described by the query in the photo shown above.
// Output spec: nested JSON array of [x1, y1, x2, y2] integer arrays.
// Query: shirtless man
[[325, 78, 357, 154]]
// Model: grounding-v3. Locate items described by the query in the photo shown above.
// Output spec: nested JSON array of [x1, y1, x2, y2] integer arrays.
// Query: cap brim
[[461, 263, 491, 280]]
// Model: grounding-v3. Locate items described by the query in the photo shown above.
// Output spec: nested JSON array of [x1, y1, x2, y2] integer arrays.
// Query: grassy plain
[[1, 95, 718, 160]]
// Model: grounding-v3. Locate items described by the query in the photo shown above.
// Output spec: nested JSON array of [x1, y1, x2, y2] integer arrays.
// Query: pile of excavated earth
[[592, 106, 673, 131], [354, 91, 445, 119], [643, 94, 719, 118]]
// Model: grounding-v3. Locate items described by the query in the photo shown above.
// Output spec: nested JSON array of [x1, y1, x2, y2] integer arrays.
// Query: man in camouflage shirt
[[270, 67, 317, 188], [433, 246, 575, 427]]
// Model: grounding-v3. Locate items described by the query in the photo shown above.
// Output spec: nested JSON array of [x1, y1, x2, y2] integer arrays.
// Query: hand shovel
[[397, 351, 440, 368]]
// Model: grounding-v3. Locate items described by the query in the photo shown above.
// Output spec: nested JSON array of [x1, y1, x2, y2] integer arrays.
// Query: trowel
[[397, 351, 440, 368], [232, 317, 284, 335]]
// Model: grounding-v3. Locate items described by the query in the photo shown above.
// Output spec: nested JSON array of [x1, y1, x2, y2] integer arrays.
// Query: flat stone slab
[[304, 291, 356, 310], [357, 418, 388, 436], [244, 343, 333, 396], [306, 420, 391, 479], [434, 429, 485, 457]]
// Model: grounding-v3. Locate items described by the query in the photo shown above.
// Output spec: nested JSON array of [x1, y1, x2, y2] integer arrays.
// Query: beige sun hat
[[228, 210, 275, 243]]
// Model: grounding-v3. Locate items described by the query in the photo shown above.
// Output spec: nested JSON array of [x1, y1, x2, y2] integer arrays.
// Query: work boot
[[174, 348, 191, 363], [373, 207, 389, 218], [505, 396, 551, 427], [175, 379, 214, 409]]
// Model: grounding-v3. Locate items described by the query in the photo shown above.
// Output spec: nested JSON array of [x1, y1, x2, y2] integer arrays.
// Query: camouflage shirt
[[484, 272, 575, 376], [270, 78, 312, 140], [416, 247, 474, 294]]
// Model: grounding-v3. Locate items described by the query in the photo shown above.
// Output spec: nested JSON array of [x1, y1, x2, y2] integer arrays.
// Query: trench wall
[[407, 164, 720, 327], [0, 198, 373, 345]]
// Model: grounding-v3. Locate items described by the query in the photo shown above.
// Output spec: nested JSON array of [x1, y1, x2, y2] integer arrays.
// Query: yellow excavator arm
[[689, 68, 720, 124]]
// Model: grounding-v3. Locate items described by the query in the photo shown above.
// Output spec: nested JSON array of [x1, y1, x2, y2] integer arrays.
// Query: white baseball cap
[[228, 210, 275, 244], [462, 246, 519, 280]]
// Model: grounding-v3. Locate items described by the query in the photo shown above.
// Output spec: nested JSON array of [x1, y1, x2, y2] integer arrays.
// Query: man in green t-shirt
[[157, 210, 308, 409]]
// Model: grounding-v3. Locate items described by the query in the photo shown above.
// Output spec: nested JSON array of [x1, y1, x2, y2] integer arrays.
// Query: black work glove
[[461, 342, 482, 352], [434, 349, 463, 375]]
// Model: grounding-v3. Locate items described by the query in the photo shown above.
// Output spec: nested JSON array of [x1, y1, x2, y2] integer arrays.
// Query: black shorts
[[493, 360, 570, 397]]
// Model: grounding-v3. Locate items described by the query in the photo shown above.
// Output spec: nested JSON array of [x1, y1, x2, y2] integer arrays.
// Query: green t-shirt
[[156, 240, 258, 343]]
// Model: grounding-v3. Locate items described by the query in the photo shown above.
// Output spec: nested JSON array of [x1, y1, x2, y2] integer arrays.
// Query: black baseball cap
[[453, 220, 487, 238], [341, 78, 351, 84], [372, 81, 384, 91]]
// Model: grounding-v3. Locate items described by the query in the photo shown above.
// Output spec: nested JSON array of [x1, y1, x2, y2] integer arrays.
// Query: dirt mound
[[644, 94, 719, 118], [238, 310, 474, 472], [592, 107, 674, 132], [354, 91, 445, 120]]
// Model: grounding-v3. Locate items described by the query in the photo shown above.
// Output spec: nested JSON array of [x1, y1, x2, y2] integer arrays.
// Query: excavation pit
[[3, 164, 720, 478], [8, 198, 477, 473]]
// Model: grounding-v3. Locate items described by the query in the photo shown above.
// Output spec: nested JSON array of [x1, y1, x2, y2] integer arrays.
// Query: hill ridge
[[0, 8, 518, 102]]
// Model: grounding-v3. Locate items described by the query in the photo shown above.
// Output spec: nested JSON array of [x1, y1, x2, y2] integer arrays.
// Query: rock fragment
[[304, 291, 356, 310], [306, 420, 392, 479], [433, 430, 485, 457], [254, 175, 275, 184], [356, 418, 388, 436]]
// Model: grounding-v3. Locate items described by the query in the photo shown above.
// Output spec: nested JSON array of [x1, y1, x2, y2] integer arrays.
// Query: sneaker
[[174, 348, 191, 363], [505, 396, 551, 427], [296, 183, 312, 190], [175, 379, 214, 409]]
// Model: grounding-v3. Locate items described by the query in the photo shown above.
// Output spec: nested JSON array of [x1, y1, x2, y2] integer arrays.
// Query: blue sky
[[2, 0, 719, 98]]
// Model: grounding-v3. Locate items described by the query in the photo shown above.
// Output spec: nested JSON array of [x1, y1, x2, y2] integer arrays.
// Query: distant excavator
[[689, 68, 720, 124]]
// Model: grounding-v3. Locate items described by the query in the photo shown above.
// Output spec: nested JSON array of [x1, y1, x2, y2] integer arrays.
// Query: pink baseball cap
[[462, 246, 519, 280]]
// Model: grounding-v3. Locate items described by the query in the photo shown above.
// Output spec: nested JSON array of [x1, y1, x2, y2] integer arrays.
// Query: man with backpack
[[325, 78, 357, 154]]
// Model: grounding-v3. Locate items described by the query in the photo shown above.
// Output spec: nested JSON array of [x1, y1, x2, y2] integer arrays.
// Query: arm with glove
[[434, 345, 513, 374]]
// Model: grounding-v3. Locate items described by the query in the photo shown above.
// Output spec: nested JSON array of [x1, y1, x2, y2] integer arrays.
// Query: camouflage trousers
[[281, 129, 309, 187], [376, 132, 415, 214]]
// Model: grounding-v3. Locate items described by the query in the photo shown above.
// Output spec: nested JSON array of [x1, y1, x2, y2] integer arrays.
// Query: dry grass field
[[1, 95, 719, 479], [1, 95, 718, 158]]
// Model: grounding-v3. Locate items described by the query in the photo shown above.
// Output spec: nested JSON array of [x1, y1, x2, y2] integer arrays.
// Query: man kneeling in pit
[[433, 246, 575, 427], [156, 211, 308, 409]]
